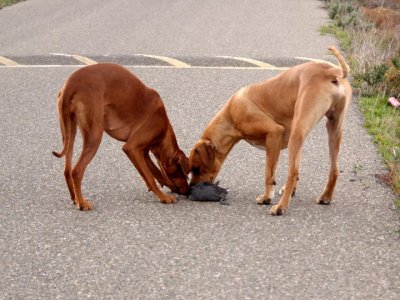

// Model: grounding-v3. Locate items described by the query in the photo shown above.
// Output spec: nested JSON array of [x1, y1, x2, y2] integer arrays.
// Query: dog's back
[[61, 64, 168, 142], [227, 47, 351, 130], [63, 63, 161, 111]]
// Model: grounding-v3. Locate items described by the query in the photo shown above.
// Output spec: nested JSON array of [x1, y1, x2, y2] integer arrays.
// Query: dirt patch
[[375, 167, 400, 194], [362, 6, 400, 29], [359, 1, 400, 55], [361, 0, 400, 10]]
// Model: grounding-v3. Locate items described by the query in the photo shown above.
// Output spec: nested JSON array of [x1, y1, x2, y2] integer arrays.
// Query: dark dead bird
[[188, 181, 229, 205]]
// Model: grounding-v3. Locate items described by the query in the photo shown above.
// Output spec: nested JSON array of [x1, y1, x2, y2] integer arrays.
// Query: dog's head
[[159, 149, 190, 195], [188, 139, 220, 185]]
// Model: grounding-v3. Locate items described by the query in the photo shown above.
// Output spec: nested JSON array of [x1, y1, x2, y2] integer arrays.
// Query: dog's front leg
[[270, 128, 304, 216], [278, 177, 299, 198], [123, 145, 175, 204], [144, 151, 168, 188], [256, 128, 284, 205]]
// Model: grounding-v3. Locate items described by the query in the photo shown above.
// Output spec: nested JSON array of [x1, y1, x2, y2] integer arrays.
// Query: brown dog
[[53, 63, 189, 210], [189, 46, 352, 215]]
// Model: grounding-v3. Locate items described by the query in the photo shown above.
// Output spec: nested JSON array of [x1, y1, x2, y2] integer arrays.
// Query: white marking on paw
[[279, 185, 285, 196], [267, 187, 275, 199]]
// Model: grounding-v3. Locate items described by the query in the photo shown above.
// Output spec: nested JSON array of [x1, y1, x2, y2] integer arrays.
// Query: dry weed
[[361, 0, 400, 10]]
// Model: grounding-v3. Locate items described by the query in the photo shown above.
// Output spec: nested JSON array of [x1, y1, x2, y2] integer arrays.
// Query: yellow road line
[[136, 54, 190, 68], [0, 56, 19, 66], [131, 65, 286, 70], [49, 53, 97, 65], [0, 64, 288, 70], [295, 56, 336, 67], [71, 55, 97, 65], [218, 55, 276, 69]]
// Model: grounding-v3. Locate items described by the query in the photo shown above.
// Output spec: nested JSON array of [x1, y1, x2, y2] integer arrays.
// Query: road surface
[[0, 0, 399, 299]]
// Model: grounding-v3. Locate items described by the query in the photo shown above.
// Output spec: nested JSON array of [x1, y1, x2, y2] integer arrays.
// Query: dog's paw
[[76, 199, 92, 211], [317, 197, 331, 205], [256, 194, 272, 205], [160, 194, 176, 204], [270, 204, 285, 216]]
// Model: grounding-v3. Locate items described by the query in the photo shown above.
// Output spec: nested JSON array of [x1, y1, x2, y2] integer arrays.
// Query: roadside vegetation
[[0, 0, 24, 9], [321, 0, 400, 204]]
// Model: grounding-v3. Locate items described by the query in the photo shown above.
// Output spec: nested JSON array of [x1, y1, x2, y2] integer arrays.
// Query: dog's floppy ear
[[194, 140, 216, 169], [175, 150, 190, 175]]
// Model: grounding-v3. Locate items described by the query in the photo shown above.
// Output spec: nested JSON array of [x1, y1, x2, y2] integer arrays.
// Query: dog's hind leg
[[71, 127, 103, 210], [71, 102, 104, 210], [64, 120, 77, 204], [317, 113, 345, 205], [54, 91, 78, 205], [270, 91, 332, 216]]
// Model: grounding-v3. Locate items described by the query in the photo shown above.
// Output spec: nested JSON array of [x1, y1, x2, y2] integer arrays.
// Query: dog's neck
[[202, 113, 240, 173]]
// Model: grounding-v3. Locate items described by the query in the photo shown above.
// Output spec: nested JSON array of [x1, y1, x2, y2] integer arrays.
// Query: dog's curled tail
[[328, 46, 349, 79], [52, 88, 72, 158]]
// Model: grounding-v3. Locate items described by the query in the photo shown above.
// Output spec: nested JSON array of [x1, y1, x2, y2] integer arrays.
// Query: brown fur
[[53, 63, 189, 210], [189, 46, 352, 216]]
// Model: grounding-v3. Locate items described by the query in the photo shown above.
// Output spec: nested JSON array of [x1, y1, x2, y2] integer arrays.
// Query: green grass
[[320, 24, 352, 51], [359, 96, 399, 162], [0, 0, 24, 9], [359, 95, 400, 194], [321, 0, 400, 205]]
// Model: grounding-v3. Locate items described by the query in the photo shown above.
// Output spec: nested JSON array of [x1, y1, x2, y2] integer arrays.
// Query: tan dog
[[189, 46, 352, 215], [53, 63, 189, 210]]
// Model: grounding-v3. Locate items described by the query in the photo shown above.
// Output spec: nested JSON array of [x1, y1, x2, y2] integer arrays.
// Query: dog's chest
[[244, 139, 266, 150]]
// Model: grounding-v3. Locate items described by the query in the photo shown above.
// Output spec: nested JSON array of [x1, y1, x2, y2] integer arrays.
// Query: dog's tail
[[328, 46, 349, 79], [52, 88, 73, 158]]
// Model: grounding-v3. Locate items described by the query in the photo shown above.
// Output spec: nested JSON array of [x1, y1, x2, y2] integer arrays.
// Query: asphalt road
[[1, 1, 399, 299]]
